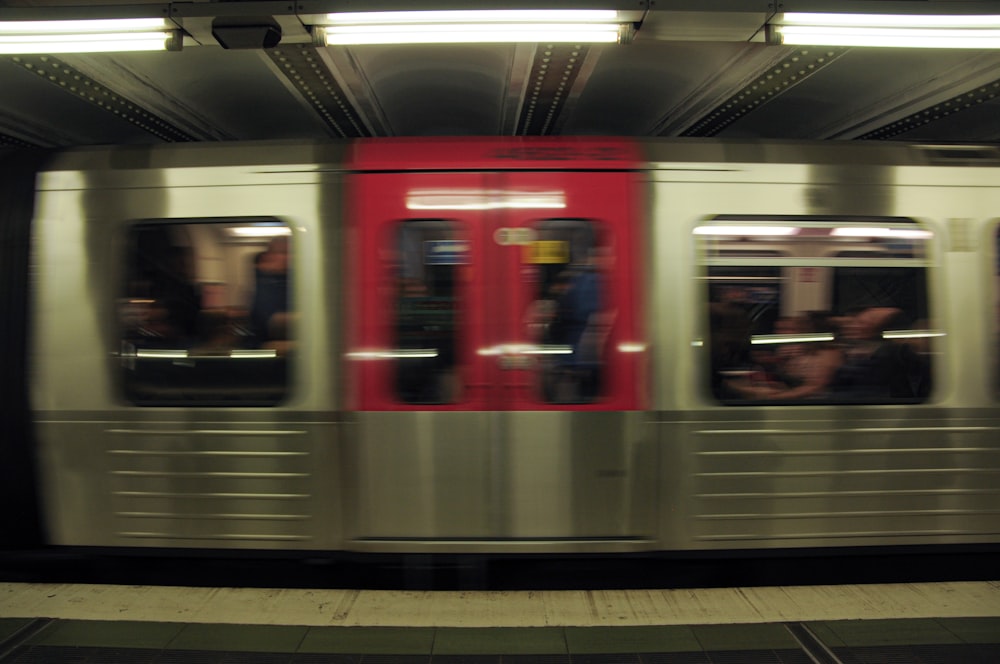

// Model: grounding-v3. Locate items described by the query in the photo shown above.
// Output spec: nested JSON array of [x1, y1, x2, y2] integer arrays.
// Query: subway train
[[2, 137, 999, 557]]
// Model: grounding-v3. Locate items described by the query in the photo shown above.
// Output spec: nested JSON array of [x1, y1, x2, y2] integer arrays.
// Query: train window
[[523, 219, 612, 404], [391, 220, 464, 404], [698, 217, 934, 405], [119, 220, 293, 406]]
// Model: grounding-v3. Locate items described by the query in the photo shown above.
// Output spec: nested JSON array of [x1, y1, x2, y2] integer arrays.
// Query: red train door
[[348, 170, 495, 411], [491, 169, 642, 411], [345, 139, 651, 543], [348, 147, 643, 413]]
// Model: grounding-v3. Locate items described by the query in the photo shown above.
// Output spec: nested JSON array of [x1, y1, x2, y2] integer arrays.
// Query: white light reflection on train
[[406, 189, 566, 210], [477, 344, 573, 356], [347, 349, 440, 360]]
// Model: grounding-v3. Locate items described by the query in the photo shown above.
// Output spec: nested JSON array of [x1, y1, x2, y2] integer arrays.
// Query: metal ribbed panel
[[690, 424, 1000, 543], [107, 428, 315, 543]]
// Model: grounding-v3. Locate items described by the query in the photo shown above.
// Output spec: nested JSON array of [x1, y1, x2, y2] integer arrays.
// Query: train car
[[1, 137, 998, 556]]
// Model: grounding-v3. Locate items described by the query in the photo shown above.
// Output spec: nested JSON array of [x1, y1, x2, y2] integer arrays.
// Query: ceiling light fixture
[[768, 13, 1000, 48], [0, 18, 181, 54], [312, 9, 634, 45]]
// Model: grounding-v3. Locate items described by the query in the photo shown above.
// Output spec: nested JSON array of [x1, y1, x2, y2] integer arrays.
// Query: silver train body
[[23, 138, 1000, 554]]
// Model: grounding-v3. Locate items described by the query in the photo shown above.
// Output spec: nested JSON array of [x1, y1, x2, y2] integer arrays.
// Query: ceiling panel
[[1, 0, 999, 148]]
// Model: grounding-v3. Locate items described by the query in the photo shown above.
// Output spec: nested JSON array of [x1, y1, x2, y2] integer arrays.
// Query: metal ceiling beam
[[514, 43, 600, 136], [678, 46, 848, 137], [4, 54, 207, 142], [0, 105, 73, 148], [0, 130, 39, 148], [856, 79, 1000, 140], [817, 52, 1000, 140], [312, 46, 389, 137], [264, 43, 374, 138]]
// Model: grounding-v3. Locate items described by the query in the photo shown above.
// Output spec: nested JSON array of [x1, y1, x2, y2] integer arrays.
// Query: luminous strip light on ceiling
[[0, 18, 180, 54], [315, 10, 630, 45], [770, 13, 1000, 48]]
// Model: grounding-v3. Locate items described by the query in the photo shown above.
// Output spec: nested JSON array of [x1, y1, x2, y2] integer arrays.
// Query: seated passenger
[[708, 290, 754, 398], [152, 246, 202, 346], [747, 315, 808, 387], [544, 264, 604, 402], [832, 306, 927, 400], [726, 311, 842, 401], [263, 311, 296, 357], [250, 236, 291, 347], [192, 309, 238, 355]]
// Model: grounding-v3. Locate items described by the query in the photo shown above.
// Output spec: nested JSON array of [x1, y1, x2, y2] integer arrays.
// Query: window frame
[[118, 217, 294, 408], [696, 215, 936, 406]]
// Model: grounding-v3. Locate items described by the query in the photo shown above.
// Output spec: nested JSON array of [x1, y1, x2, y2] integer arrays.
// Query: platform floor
[[1, 582, 998, 662]]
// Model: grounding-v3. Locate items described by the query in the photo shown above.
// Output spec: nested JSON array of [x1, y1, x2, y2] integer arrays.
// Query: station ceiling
[[2, 0, 1000, 148]]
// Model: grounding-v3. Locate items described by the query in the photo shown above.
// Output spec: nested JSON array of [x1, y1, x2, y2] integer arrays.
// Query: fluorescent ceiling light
[[0, 18, 180, 54], [779, 13, 1000, 28], [326, 10, 622, 24], [315, 9, 632, 45], [771, 13, 1000, 48]]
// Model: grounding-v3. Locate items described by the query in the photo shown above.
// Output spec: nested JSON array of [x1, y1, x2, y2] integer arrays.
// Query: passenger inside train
[[703, 220, 934, 405], [392, 220, 462, 405], [525, 220, 611, 404], [250, 235, 292, 350], [120, 221, 293, 405], [724, 310, 843, 401]]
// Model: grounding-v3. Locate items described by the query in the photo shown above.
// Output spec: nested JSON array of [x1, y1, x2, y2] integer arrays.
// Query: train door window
[[119, 220, 293, 406], [391, 220, 465, 405], [522, 219, 612, 404], [351, 169, 640, 411], [697, 217, 934, 405]]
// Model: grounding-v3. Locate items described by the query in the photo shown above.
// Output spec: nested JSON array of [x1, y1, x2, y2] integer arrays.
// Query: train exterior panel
[[29, 143, 348, 549], [8, 138, 1000, 554], [645, 141, 1000, 549]]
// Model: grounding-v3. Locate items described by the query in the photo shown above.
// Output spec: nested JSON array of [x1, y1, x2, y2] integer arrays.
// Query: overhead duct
[[212, 16, 281, 49]]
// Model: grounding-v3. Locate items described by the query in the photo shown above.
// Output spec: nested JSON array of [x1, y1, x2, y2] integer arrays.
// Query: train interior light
[[226, 225, 292, 238], [693, 225, 799, 237], [831, 227, 934, 239]]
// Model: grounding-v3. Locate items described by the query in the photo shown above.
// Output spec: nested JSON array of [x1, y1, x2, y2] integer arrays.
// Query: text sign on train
[[524, 240, 570, 264], [424, 240, 469, 265], [494, 227, 537, 246]]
